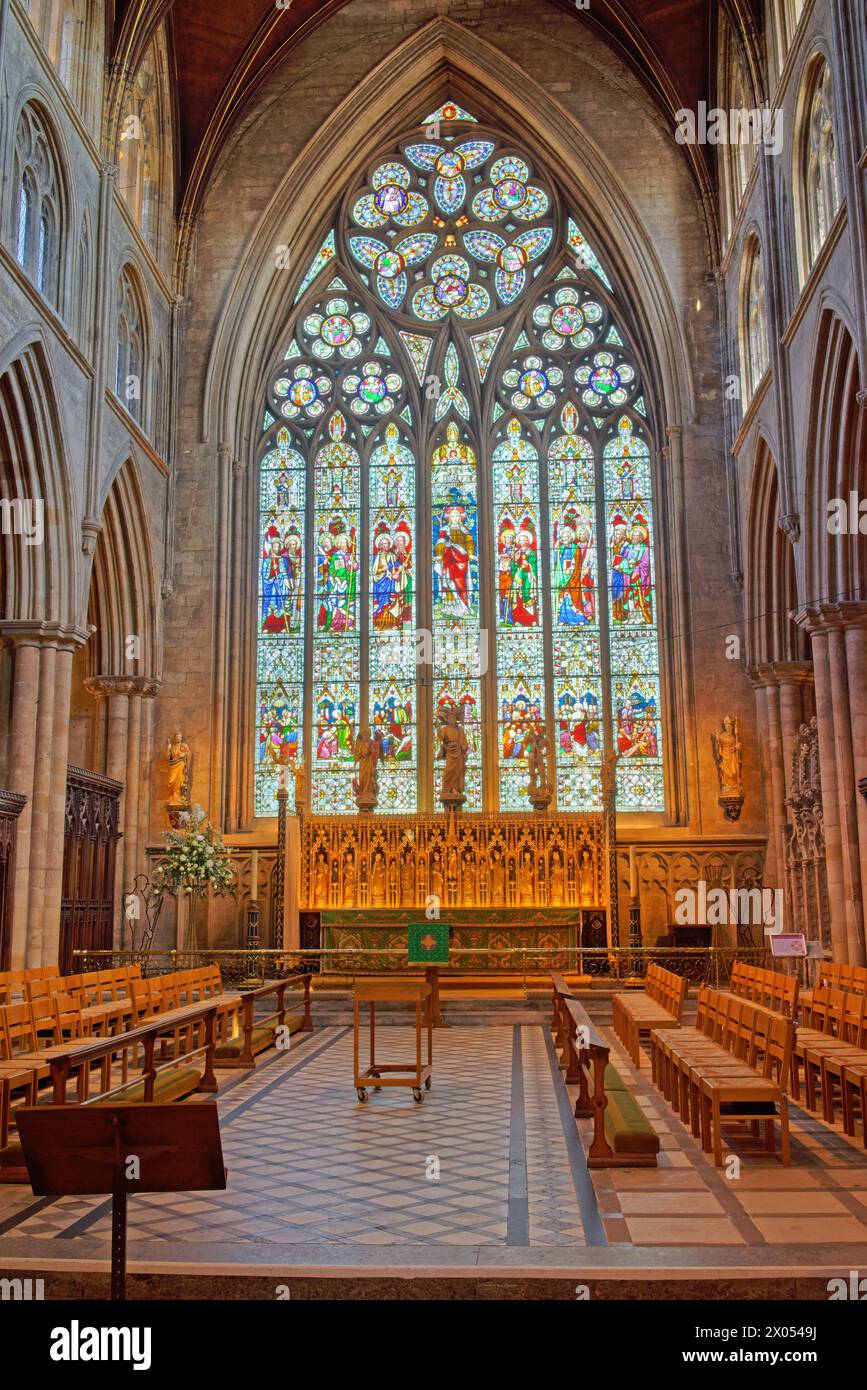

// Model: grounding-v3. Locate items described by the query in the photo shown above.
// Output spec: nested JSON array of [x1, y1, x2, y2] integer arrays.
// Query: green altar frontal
[[320, 909, 584, 972]]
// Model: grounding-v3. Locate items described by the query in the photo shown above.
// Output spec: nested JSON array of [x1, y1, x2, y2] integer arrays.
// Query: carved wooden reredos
[[301, 813, 606, 911]]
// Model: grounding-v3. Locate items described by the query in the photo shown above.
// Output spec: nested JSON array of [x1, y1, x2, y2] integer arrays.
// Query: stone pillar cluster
[[749, 662, 815, 890], [794, 604, 867, 965], [84, 676, 160, 935], [4, 629, 82, 968]]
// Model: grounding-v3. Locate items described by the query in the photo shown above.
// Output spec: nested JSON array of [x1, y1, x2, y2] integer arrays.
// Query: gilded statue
[[292, 762, 307, 813], [166, 729, 192, 806], [430, 855, 444, 903], [519, 852, 535, 905], [343, 856, 357, 906], [437, 704, 468, 805], [314, 852, 329, 905], [462, 854, 477, 905], [550, 852, 565, 906], [579, 848, 594, 905], [370, 852, 386, 907], [400, 853, 415, 905], [491, 853, 506, 906]]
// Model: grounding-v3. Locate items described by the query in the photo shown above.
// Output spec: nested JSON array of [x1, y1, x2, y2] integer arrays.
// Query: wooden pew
[[550, 976, 658, 1167], [213, 973, 313, 1068], [612, 963, 688, 1065]]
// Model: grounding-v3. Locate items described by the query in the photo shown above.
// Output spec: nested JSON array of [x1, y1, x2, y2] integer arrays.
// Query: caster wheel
[[356, 1088, 368, 1103], [424, 1076, 431, 1090], [370, 1072, 382, 1090], [412, 1088, 423, 1103]]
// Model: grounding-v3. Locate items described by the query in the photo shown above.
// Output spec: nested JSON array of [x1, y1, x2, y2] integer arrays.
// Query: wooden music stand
[[16, 1103, 227, 1301]]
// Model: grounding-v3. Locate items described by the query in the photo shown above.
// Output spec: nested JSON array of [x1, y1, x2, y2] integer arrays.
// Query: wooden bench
[[550, 975, 658, 1167], [612, 963, 687, 1065], [650, 986, 794, 1165], [0, 999, 223, 1183]]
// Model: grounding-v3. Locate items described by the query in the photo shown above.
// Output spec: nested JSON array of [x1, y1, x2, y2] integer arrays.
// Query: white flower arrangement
[[152, 804, 235, 898]]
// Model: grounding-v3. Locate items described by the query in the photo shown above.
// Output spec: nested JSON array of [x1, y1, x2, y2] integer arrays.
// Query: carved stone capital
[[777, 513, 800, 543], [792, 600, 867, 635], [749, 660, 814, 689], [85, 675, 161, 700], [856, 389, 867, 411], [81, 516, 102, 556]]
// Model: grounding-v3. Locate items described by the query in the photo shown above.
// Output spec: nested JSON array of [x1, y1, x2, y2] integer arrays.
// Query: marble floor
[[2, 1019, 867, 1276]]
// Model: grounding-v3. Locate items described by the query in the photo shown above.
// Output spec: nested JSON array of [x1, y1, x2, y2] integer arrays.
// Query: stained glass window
[[604, 416, 664, 811], [432, 422, 483, 811], [369, 423, 417, 813], [254, 110, 665, 816], [255, 426, 306, 816], [493, 419, 545, 810]]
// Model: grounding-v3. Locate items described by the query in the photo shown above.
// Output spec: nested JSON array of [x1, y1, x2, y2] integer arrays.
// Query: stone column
[[750, 675, 779, 885], [846, 624, 867, 961], [750, 661, 815, 898], [795, 604, 867, 964], [86, 676, 161, 938], [6, 641, 41, 969], [40, 648, 74, 966], [2, 627, 87, 969]]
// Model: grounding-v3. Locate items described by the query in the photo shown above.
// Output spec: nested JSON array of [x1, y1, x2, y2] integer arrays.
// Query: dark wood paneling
[[59, 767, 123, 975]]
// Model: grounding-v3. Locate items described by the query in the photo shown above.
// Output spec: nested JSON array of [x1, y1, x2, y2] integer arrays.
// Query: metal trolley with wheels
[[353, 979, 433, 1104]]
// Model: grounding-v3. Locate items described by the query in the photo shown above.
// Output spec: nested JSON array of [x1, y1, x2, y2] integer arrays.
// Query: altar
[[300, 813, 611, 971]]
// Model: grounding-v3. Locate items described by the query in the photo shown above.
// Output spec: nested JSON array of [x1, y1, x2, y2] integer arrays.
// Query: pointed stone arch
[[0, 329, 81, 632], [795, 310, 866, 964], [0, 331, 85, 966], [745, 436, 813, 894], [68, 452, 162, 942], [199, 16, 702, 830], [803, 308, 866, 608]]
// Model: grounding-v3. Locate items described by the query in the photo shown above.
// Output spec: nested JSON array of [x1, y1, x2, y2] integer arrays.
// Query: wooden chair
[[697, 1012, 794, 1166]]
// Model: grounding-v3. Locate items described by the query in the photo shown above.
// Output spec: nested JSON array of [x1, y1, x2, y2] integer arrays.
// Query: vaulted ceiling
[[109, 0, 764, 220]]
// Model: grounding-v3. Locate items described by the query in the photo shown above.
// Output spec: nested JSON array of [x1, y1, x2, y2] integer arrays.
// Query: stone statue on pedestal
[[437, 704, 468, 808], [352, 722, 382, 811], [712, 714, 744, 821], [525, 720, 552, 811]]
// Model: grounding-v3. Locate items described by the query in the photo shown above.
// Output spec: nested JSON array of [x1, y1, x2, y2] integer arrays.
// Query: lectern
[[16, 1103, 226, 1300]]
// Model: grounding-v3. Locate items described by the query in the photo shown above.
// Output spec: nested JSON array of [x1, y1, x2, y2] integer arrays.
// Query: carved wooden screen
[[60, 766, 123, 974]]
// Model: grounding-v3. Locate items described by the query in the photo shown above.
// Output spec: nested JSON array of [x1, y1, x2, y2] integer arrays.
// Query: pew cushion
[[213, 1012, 304, 1061], [102, 1066, 203, 1105], [603, 1069, 660, 1156]]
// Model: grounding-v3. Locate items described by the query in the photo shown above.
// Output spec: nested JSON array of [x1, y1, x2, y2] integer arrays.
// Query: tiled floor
[[585, 1023, 867, 1249], [2, 1019, 867, 1266]]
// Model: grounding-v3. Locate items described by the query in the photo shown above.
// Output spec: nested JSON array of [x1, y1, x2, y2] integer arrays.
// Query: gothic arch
[[0, 329, 80, 631], [803, 310, 866, 608], [89, 453, 162, 682], [201, 18, 696, 455], [745, 437, 805, 665], [792, 48, 843, 287], [7, 92, 75, 317], [200, 19, 711, 831]]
